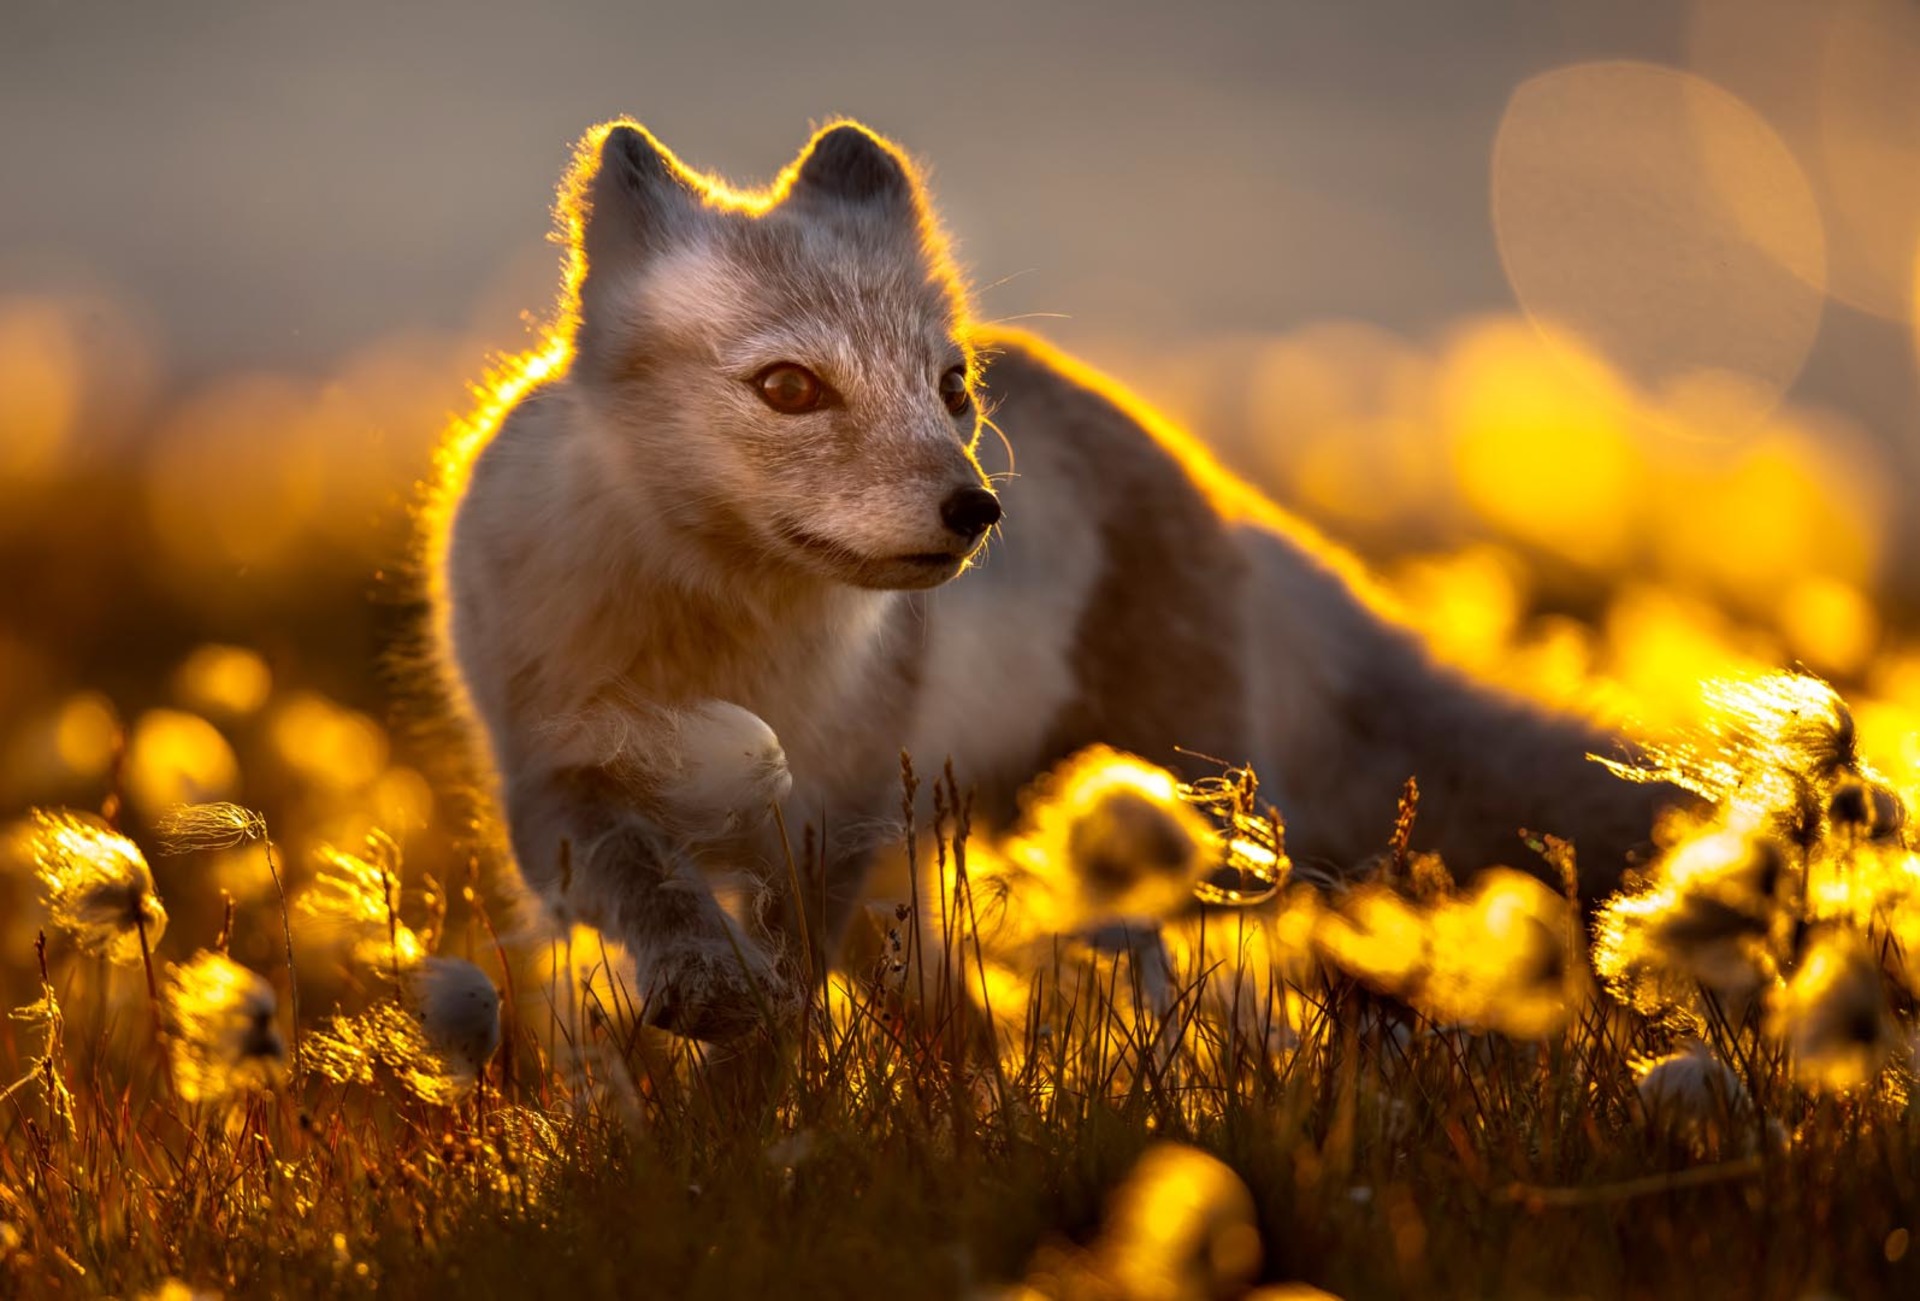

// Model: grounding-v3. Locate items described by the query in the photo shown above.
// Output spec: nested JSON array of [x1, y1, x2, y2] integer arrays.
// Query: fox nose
[[939, 486, 1001, 540]]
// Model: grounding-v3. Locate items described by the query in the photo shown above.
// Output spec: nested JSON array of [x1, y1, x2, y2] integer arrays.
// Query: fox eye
[[938, 366, 971, 416], [755, 363, 829, 414]]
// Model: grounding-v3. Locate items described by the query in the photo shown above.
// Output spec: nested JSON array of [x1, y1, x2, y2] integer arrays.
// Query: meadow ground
[[6, 689, 1920, 1301]]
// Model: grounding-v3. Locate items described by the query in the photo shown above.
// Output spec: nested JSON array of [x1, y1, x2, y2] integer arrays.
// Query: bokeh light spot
[[270, 691, 388, 792], [1440, 320, 1641, 568], [0, 298, 83, 485], [173, 644, 273, 718], [126, 709, 240, 818], [53, 691, 119, 779], [1492, 61, 1826, 422]]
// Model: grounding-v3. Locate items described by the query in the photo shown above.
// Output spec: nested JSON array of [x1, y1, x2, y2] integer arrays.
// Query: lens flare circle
[[1492, 60, 1826, 426]]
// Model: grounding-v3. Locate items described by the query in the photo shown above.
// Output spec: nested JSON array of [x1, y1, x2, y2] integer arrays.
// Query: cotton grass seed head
[[298, 830, 423, 969], [163, 950, 283, 1103], [306, 1000, 479, 1105], [27, 809, 167, 964], [1593, 824, 1791, 1020], [153, 801, 268, 855], [1312, 884, 1430, 997], [1768, 928, 1898, 1092], [1634, 1044, 1754, 1158], [401, 956, 502, 1086], [1314, 871, 1580, 1039], [1422, 869, 1581, 1039], [1600, 673, 1864, 833], [1825, 777, 1905, 843], [1097, 1142, 1263, 1301], [1015, 747, 1219, 928]]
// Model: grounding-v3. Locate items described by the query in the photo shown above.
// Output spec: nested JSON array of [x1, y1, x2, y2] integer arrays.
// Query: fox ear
[[575, 123, 698, 278], [786, 123, 918, 216]]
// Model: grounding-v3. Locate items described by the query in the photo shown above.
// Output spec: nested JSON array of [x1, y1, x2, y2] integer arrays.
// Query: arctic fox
[[430, 119, 1669, 1039]]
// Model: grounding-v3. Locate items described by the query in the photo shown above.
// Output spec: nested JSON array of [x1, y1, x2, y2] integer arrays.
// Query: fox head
[[555, 120, 998, 592]]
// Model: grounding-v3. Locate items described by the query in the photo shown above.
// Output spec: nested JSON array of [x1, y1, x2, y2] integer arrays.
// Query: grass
[[5, 750, 1920, 1301]]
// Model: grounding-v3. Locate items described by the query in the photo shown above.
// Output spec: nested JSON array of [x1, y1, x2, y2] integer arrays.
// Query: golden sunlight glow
[[1651, 432, 1878, 612], [52, 691, 118, 779], [368, 765, 436, 835], [1442, 321, 1641, 568], [1780, 577, 1879, 678], [1389, 546, 1526, 671], [145, 376, 326, 576], [1241, 322, 1442, 535]]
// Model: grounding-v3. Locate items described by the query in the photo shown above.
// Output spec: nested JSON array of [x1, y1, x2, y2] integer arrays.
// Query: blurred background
[[5, 0, 1920, 989]]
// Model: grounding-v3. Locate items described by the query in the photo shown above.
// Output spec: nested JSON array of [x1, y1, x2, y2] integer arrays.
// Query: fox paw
[[641, 931, 792, 1042]]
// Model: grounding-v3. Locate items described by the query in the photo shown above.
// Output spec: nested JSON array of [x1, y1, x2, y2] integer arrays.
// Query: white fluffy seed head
[[402, 956, 503, 1081], [1767, 929, 1896, 1092], [1016, 747, 1218, 929], [1098, 1143, 1262, 1301], [1635, 1045, 1750, 1119], [163, 950, 284, 1103], [658, 701, 792, 832], [28, 809, 168, 965], [1633, 1043, 1761, 1158]]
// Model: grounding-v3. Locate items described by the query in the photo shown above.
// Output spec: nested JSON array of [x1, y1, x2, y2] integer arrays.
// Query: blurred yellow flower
[[163, 950, 283, 1104]]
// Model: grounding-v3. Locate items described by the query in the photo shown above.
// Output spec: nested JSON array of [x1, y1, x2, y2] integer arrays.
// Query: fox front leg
[[505, 764, 793, 1041]]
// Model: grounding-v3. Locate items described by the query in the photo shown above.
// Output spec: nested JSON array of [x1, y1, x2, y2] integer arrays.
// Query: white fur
[[908, 428, 1103, 786]]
